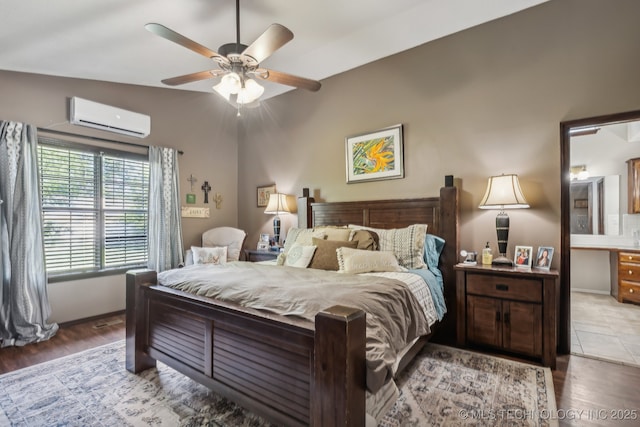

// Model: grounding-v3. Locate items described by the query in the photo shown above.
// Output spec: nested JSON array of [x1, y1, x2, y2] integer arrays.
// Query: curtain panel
[[148, 146, 184, 272], [0, 121, 58, 347]]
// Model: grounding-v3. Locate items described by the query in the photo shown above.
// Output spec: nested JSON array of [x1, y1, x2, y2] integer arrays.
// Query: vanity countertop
[[571, 235, 640, 251]]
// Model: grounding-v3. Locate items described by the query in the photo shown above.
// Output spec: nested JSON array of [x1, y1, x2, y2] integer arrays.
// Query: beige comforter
[[157, 262, 430, 393]]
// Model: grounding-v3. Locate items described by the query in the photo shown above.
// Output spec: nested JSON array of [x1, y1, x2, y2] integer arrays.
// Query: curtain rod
[[36, 128, 184, 155]]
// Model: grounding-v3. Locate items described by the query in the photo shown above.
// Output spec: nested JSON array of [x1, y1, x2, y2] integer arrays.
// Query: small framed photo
[[345, 124, 404, 183], [186, 193, 196, 204], [257, 184, 276, 207], [514, 245, 533, 268], [534, 246, 554, 269]]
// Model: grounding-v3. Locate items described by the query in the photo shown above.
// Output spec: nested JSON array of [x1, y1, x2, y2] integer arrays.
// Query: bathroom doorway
[[560, 110, 640, 365]]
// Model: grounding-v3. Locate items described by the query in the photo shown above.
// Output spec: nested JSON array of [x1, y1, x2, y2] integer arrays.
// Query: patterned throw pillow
[[191, 246, 228, 265], [349, 224, 428, 269], [336, 247, 404, 274], [283, 243, 317, 268], [308, 238, 358, 270]]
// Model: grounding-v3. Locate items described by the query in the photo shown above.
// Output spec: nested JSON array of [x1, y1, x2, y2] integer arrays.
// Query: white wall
[[47, 275, 126, 323], [570, 250, 611, 294]]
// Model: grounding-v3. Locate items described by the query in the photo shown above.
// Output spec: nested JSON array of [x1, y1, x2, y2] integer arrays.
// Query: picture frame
[[534, 246, 554, 269], [574, 198, 588, 209], [257, 184, 276, 207], [186, 193, 196, 204], [345, 124, 404, 183], [514, 245, 533, 268]]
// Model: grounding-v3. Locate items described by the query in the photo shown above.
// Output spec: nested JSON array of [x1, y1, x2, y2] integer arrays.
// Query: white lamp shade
[[264, 193, 297, 215], [479, 174, 529, 209]]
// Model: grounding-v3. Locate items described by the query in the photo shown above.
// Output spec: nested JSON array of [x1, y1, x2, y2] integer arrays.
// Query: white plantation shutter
[[38, 140, 149, 276]]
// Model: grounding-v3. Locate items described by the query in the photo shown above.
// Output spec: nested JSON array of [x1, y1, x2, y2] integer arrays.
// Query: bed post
[[312, 305, 366, 426], [435, 178, 460, 344], [298, 187, 315, 229], [125, 269, 157, 373]]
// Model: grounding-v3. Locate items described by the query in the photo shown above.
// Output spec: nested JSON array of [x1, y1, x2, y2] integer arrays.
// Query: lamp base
[[492, 255, 513, 266]]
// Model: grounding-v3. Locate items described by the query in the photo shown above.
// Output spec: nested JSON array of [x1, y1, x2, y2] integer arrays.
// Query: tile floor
[[571, 291, 640, 366]]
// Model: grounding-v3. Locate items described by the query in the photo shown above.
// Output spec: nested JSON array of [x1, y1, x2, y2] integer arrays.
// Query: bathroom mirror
[[569, 120, 640, 235]]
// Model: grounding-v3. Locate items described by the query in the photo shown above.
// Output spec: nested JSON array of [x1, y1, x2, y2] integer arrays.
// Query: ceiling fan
[[145, 0, 321, 109]]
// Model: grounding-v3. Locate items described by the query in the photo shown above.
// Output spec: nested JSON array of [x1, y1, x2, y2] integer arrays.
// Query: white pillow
[[282, 228, 326, 255], [191, 246, 227, 265], [348, 224, 428, 269], [336, 247, 405, 274], [283, 243, 317, 268]]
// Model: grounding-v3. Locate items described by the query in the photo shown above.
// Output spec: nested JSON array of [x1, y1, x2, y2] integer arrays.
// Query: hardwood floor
[[0, 312, 125, 374], [1, 313, 639, 427]]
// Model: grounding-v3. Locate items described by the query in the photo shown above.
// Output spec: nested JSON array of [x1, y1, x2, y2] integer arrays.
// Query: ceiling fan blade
[[145, 23, 224, 60], [256, 69, 321, 92], [161, 70, 225, 86], [242, 24, 293, 64]]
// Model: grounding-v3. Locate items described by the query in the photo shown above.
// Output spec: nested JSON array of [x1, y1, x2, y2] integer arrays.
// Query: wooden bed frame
[[126, 182, 459, 426]]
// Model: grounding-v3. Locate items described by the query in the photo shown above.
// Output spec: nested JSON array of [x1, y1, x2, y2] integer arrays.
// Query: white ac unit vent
[[70, 97, 151, 138]]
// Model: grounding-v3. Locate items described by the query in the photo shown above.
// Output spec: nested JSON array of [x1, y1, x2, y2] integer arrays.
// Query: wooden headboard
[[296, 181, 459, 343]]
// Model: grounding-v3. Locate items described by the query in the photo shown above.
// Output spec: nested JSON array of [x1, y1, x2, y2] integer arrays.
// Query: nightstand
[[454, 263, 559, 368], [244, 249, 279, 262]]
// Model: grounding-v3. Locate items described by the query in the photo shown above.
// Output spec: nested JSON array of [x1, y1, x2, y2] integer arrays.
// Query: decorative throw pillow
[[313, 226, 351, 242], [348, 229, 379, 251], [283, 243, 317, 268], [336, 247, 404, 274], [308, 238, 359, 270], [282, 228, 326, 256], [191, 246, 228, 265], [349, 224, 428, 269]]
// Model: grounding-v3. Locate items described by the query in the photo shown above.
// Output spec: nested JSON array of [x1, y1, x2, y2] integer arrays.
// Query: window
[[38, 138, 149, 279]]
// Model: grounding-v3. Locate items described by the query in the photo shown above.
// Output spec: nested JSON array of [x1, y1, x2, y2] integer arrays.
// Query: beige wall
[[3, 0, 640, 322], [0, 70, 239, 322], [238, 0, 640, 268]]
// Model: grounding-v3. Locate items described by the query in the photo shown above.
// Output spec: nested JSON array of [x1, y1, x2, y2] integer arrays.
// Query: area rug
[[0, 341, 557, 426]]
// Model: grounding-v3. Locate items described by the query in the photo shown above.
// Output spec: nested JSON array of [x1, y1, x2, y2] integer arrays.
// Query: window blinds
[[38, 142, 149, 275]]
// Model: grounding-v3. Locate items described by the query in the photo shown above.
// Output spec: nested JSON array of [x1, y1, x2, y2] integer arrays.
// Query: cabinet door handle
[[631, 289, 635, 294], [496, 311, 501, 322], [629, 270, 633, 275], [496, 284, 509, 291]]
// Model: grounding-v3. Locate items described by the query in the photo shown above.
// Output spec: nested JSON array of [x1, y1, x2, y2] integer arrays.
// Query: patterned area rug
[[0, 341, 557, 426]]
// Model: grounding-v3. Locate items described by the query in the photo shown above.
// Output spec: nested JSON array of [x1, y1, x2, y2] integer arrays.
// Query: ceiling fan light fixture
[[213, 82, 232, 100], [221, 72, 241, 94], [213, 72, 243, 100], [236, 78, 264, 104]]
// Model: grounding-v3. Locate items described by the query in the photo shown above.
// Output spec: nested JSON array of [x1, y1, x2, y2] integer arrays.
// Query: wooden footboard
[[125, 269, 366, 426]]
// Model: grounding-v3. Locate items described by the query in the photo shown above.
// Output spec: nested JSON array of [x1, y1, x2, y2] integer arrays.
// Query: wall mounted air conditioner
[[70, 97, 151, 138]]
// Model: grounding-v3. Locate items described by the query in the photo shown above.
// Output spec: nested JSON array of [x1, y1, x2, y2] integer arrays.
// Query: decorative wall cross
[[201, 181, 212, 203], [187, 174, 197, 192]]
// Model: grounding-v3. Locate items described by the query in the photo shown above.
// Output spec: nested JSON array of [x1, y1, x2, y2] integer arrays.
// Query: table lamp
[[264, 193, 296, 246], [479, 174, 529, 266]]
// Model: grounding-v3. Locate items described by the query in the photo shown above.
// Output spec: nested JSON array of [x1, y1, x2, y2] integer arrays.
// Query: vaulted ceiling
[[0, 0, 548, 100]]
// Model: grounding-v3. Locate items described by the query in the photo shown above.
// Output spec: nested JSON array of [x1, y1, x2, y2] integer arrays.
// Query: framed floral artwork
[[345, 124, 404, 183]]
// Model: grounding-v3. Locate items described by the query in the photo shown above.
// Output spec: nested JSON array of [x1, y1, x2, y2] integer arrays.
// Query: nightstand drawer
[[466, 273, 542, 303], [620, 280, 640, 304]]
